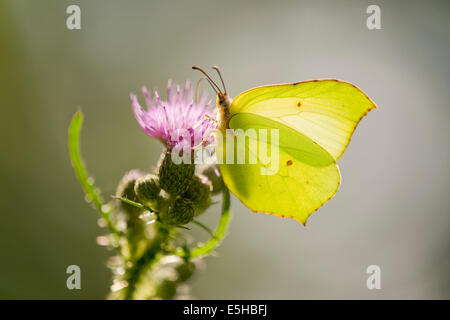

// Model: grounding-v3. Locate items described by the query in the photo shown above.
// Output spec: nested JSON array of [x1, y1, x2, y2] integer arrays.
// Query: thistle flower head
[[131, 80, 216, 151]]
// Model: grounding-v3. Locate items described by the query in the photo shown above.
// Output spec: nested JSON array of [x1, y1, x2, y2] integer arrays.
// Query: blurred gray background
[[0, 0, 449, 299]]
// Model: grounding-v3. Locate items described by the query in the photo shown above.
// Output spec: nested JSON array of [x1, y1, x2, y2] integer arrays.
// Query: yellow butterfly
[[193, 66, 376, 225]]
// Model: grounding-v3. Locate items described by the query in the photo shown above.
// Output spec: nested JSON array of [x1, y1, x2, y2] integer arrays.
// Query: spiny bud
[[183, 175, 212, 216], [200, 165, 224, 195], [115, 170, 145, 216], [161, 197, 195, 225], [158, 152, 195, 195], [134, 174, 160, 204]]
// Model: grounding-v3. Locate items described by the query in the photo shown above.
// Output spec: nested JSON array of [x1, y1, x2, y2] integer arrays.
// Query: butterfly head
[[216, 92, 232, 108], [192, 65, 232, 130]]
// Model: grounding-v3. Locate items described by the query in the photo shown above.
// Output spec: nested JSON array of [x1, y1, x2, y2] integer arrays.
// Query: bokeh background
[[0, 0, 449, 299]]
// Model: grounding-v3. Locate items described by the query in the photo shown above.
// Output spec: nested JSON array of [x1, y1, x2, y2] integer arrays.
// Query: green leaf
[[68, 110, 120, 235], [176, 225, 191, 231], [112, 195, 146, 210], [191, 220, 214, 237]]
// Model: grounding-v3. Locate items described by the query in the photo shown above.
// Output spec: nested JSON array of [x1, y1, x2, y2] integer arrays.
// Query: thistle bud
[[161, 197, 195, 225], [176, 260, 195, 283], [200, 165, 224, 195], [134, 174, 160, 204], [155, 279, 177, 300], [183, 175, 212, 216], [116, 170, 145, 216], [158, 152, 195, 195]]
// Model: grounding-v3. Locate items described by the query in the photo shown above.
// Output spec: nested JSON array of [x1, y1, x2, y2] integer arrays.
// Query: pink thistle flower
[[130, 80, 216, 151]]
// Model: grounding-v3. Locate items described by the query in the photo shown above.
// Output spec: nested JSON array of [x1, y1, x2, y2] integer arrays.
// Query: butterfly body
[[216, 93, 233, 131]]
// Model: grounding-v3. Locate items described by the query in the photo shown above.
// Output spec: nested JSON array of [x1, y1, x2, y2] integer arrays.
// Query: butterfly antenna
[[192, 66, 223, 95], [195, 78, 202, 104], [195, 76, 218, 97], [212, 65, 227, 94], [206, 78, 218, 95]]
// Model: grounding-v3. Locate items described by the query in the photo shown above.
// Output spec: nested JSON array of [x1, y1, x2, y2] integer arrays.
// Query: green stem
[[123, 223, 170, 300]]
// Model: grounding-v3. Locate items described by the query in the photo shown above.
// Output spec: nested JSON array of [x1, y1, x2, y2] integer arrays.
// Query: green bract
[[158, 152, 195, 195], [183, 175, 212, 216], [135, 174, 161, 204], [162, 197, 196, 225]]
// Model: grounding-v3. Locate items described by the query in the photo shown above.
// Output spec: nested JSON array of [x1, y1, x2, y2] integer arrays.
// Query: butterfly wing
[[217, 113, 340, 225], [229, 80, 376, 160]]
